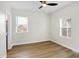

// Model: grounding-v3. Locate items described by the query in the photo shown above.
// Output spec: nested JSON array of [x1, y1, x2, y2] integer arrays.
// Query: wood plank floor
[[7, 41, 79, 58]]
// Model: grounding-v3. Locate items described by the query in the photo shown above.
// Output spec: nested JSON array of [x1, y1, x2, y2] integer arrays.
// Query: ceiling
[[1, 1, 72, 14]]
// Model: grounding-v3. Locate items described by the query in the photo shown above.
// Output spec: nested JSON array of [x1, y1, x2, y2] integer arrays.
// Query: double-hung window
[[16, 16, 28, 33], [60, 17, 71, 38]]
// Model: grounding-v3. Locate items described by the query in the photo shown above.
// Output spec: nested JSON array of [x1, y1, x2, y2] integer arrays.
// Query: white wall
[[1, 1, 14, 50], [0, 5, 6, 57], [50, 3, 79, 52], [12, 9, 49, 46]]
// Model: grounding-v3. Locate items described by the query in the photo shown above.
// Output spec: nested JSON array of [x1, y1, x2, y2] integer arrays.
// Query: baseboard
[[8, 46, 13, 50], [51, 39, 79, 53], [13, 39, 50, 47]]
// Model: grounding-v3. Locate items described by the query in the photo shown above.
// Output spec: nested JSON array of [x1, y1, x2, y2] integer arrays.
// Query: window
[[16, 16, 28, 33], [60, 17, 71, 38], [0, 14, 6, 32]]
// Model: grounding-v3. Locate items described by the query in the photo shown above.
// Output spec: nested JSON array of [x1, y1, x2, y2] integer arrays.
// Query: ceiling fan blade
[[39, 6, 43, 9], [47, 3, 58, 6]]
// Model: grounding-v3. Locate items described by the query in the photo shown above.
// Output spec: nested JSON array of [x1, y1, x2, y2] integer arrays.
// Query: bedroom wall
[[0, 4, 6, 57], [12, 9, 49, 46], [50, 3, 79, 52]]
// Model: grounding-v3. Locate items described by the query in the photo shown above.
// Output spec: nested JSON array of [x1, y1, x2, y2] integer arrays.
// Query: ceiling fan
[[39, 1, 58, 9]]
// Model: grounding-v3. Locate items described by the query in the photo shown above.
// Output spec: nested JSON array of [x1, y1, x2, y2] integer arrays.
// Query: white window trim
[[16, 16, 28, 33], [59, 18, 71, 38]]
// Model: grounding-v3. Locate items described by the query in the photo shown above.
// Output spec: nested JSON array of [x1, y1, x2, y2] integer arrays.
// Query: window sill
[[16, 31, 28, 33]]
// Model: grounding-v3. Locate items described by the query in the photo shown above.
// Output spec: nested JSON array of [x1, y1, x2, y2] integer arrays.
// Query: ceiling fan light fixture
[[42, 4, 46, 7]]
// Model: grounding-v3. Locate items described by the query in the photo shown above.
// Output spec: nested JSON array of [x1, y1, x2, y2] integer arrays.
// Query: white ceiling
[[1, 1, 72, 14]]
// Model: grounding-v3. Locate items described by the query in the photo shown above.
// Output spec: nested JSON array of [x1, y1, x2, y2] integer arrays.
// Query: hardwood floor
[[7, 41, 79, 58]]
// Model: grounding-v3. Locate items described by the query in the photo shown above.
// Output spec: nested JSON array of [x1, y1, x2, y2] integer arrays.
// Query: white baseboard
[[51, 39, 79, 53], [13, 39, 50, 47], [8, 46, 12, 50]]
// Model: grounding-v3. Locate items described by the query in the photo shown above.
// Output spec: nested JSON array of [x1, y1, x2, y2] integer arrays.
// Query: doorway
[[6, 20, 8, 50]]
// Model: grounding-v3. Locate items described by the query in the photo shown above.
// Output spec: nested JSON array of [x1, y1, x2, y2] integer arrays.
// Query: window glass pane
[[62, 28, 67, 36], [68, 28, 71, 37], [67, 18, 71, 28], [0, 14, 5, 19], [17, 16, 28, 24], [17, 24, 27, 32], [62, 19, 67, 28], [67, 18, 71, 37], [0, 14, 5, 22]]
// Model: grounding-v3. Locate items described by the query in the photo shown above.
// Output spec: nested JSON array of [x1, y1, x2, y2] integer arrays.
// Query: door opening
[[6, 20, 8, 50]]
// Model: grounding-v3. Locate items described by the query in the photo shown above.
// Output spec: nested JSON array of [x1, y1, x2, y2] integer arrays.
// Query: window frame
[[59, 18, 71, 38], [16, 16, 28, 33]]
